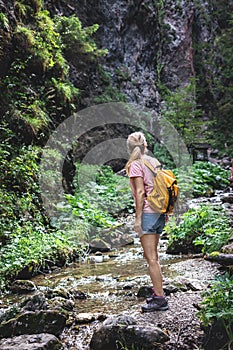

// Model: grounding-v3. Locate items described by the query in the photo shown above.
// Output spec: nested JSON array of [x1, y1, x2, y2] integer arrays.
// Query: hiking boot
[[141, 296, 169, 312]]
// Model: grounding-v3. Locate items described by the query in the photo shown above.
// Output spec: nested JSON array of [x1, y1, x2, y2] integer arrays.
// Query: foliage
[[65, 164, 134, 232], [0, 5, 106, 141], [55, 15, 108, 57], [197, 273, 233, 348], [166, 205, 232, 254], [160, 79, 204, 145], [94, 85, 127, 103], [153, 142, 175, 168], [0, 12, 9, 30], [0, 3, 109, 288], [0, 222, 86, 289], [193, 3, 233, 155], [174, 161, 230, 198]]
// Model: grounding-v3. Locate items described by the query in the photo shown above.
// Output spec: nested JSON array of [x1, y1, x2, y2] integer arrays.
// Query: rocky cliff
[[1, 0, 232, 138]]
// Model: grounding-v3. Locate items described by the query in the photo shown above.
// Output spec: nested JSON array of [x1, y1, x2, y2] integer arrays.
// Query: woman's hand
[[134, 217, 142, 235]]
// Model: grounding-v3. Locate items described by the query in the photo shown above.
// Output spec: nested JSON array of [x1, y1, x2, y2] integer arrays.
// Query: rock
[[71, 290, 87, 300], [221, 193, 233, 204], [48, 297, 75, 312], [0, 333, 63, 350], [103, 314, 136, 327], [20, 293, 48, 311], [75, 313, 96, 324], [89, 238, 111, 253], [0, 310, 67, 338], [9, 280, 37, 294], [221, 242, 233, 254], [119, 233, 134, 246], [163, 284, 179, 295], [205, 253, 233, 266], [202, 320, 232, 350], [46, 287, 73, 300], [90, 315, 169, 350], [137, 286, 153, 298]]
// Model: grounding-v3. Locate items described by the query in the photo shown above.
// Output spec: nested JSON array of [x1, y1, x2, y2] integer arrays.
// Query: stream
[[8, 231, 220, 349], [1, 195, 229, 349]]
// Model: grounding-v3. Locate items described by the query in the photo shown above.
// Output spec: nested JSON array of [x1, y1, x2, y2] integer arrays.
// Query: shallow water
[[27, 238, 191, 314]]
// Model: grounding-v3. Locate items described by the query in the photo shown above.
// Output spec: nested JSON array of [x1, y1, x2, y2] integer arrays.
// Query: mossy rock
[[0, 310, 67, 338]]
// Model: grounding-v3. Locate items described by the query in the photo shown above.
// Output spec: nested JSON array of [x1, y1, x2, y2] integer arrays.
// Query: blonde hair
[[126, 132, 146, 174]]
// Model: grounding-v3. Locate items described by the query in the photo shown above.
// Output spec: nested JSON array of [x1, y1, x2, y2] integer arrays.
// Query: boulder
[[221, 242, 233, 254], [20, 293, 48, 311], [221, 193, 233, 204], [9, 280, 37, 294], [119, 233, 134, 246], [89, 238, 111, 253], [0, 333, 63, 350], [137, 286, 153, 298], [90, 315, 169, 350], [0, 310, 67, 338]]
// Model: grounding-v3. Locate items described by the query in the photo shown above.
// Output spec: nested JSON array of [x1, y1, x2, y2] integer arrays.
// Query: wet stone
[[0, 310, 67, 338], [9, 280, 37, 294], [46, 287, 73, 300], [0, 333, 63, 350], [137, 286, 153, 298], [75, 312, 95, 324], [221, 242, 233, 254], [221, 193, 233, 204], [48, 297, 75, 312], [89, 238, 111, 253], [21, 293, 48, 311], [90, 314, 169, 350]]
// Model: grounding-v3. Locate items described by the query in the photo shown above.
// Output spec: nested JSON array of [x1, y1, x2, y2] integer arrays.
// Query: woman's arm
[[131, 176, 145, 235]]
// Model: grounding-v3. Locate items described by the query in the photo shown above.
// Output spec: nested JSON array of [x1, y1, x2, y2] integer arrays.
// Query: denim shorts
[[142, 213, 166, 234]]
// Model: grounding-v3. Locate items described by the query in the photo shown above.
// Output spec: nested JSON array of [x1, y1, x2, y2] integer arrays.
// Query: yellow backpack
[[143, 160, 179, 215]]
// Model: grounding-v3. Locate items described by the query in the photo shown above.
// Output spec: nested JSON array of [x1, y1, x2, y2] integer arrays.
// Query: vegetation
[[0, 224, 86, 290], [193, 2, 233, 155], [65, 164, 134, 233], [160, 79, 204, 145], [174, 161, 230, 199], [166, 205, 232, 254], [0, 2, 108, 289], [197, 273, 233, 349]]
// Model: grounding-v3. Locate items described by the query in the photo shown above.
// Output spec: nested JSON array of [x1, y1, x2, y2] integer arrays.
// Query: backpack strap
[[142, 159, 162, 176]]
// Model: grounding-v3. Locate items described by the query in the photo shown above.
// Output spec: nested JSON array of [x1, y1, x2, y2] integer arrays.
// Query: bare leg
[[140, 233, 164, 296]]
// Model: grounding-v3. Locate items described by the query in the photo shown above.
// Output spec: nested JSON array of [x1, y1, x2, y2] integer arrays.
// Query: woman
[[126, 131, 168, 312]]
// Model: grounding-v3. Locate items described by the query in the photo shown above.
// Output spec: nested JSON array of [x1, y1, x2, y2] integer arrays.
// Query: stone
[[221, 193, 233, 204], [90, 315, 169, 350], [163, 284, 179, 295], [46, 287, 73, 300], [0, 333, 63, 350], [119, 233, 134, 246], [48, 297, 75, 312], [221, 242, 233, 254], [137, 286, 153, 298], [0, 310, 67, 338], [89, 238, 111, 253], [71, 290, 87, 300], [75, 313, 96, 324], [9, 280, 37, 294], [21, 293, 48, 311]]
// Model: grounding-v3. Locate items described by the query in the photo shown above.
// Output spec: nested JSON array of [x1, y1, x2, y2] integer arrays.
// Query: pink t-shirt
[[129, 156, 160, 213]]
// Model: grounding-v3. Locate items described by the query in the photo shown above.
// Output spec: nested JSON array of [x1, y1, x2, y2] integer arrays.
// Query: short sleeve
[[129, 161, 143, 178]]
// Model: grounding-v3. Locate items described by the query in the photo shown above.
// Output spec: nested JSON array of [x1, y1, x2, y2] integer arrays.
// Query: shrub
[[174, 161, 230, 199], [166, 205, 232, 254], [197, 273, 233, 349], [64, 164, 134, 231]]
